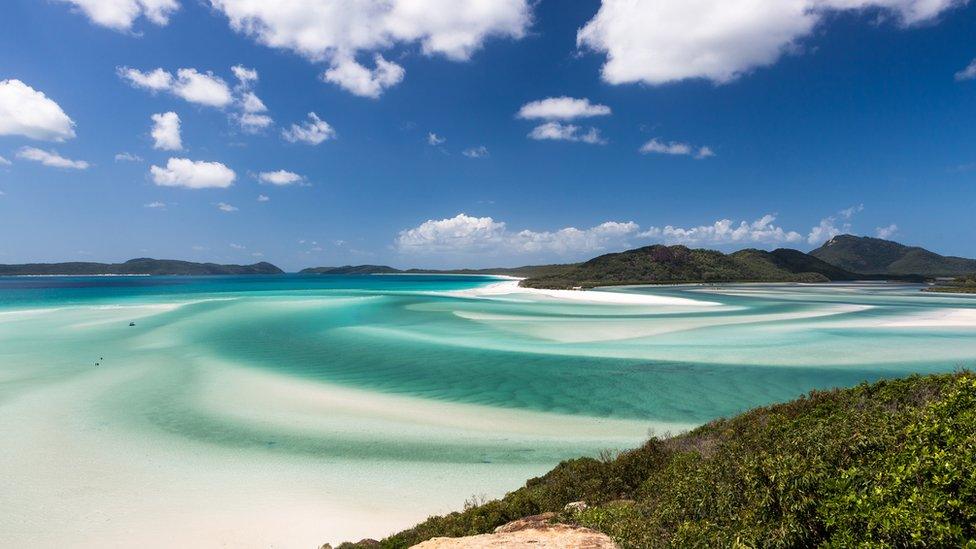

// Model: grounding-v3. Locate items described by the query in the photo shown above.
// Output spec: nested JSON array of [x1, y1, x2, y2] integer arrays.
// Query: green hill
[[811, 235, 976, 277], [349, 371, 976, 548], [520, 245, 858, 289], [0, 258, 284, 276]]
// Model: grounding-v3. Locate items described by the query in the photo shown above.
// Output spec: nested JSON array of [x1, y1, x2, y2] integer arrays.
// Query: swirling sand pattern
[[0, 275, 974, 547]]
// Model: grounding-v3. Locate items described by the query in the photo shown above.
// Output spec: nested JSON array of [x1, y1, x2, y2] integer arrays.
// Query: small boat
[[129, 322, 136, 326]]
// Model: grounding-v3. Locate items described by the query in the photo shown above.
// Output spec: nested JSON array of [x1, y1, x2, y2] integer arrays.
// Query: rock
[[564, 501, 588, 512], [412, 521, 617, 548], [493, 512, 556, 533]]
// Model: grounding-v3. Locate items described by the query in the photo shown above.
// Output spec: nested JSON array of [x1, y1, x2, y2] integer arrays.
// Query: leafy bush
[[346, 372, 976, 548]]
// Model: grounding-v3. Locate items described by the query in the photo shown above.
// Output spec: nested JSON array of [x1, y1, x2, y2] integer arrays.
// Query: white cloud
[[282, 112, 336, 144], [427, 132, 446, 145], [237, 112, 274, 132], [323, 54, 405, 98], [119, 67, 233, 107], [640, 214, 803, 246], [257, 194, 270, 202], [517, 97, 611, 120], [150, 157, 236, 189], [115, 152, 143, 162], [118, 67, 174, 91], [806, 205, 864, 245], [239, 92, 267, 113], [0, 155, 11, 166], [578, 0, 963, 86], [150, 111, 182, 150], [528, 122, 606, 144], [955, 58, 976, 81], [57, 0, 179, 31], [875, 223, 899, 239], [210, 0, 531, 96], [0, 79, 76, 141], [640, 138, 714, 159], [229, 243, 246, 249], [144, 201, 167, 209], [396, 213, 642, 256], [839, 203, 864, 219], [462, 145, 489, 158], [16, 147, 89, 169], [231, 65, 259, 86], [258, 169, 304, 185], [217, 202, 239, 212], [171, 68, 233, 107]]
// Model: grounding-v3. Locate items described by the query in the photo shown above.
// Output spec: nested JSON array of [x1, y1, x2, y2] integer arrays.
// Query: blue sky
[[1, 0, 975, 270]]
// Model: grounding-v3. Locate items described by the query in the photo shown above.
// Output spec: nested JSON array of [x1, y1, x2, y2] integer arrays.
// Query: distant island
[[0, 258, 284, 276], [304, 235, 965, 290], [4, 236, 973, 285]]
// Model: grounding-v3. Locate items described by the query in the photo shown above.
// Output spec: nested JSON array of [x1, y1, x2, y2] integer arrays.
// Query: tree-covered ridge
[[0, 258, 284, 276], [520, 245, 859, 289], [348, 372, 976, 548], [811, 234, 976, 277]]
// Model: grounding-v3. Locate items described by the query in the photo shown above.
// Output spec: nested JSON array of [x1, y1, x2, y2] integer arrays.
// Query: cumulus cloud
[[118, 67, 233, 107], [231, 65, 259, 85], [528, 122, 606, 144], [462, 145, 489, 158], [640, 138, 714, 159], [217, 202, 239, 212], [210, 0, 531, 96], [150, 111, 182, 150], [427, 132, 446, 145], [578, 0, 964, 86], [396, 213, 642, 256], [282, 112, 336, 144], [258, 169, 304, 185], [0, 79, 76, 141], [640, 215, 803, 246], [517, 97, 611, 120], [17, 147, 89, 169], [150, 157, 236, 189], [323, 54, 405, 98], [115, 152, 143, 162], [875, 223, 899, 239], [806, 205, 863, 245], [57, 0, 179, 31], [955, 58, 976, 81]]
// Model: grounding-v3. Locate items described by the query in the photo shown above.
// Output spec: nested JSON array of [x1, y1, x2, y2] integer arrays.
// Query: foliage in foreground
[[349, 372, 976, 548]]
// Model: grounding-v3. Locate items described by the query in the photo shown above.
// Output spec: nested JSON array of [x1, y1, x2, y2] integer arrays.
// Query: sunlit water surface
[[1, 275, 974, 547]]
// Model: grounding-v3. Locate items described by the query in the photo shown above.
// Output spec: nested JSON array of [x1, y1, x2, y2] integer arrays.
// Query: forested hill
[[520, 245, 861, 289], [811, 234, 976, 277], [0, 258, 284, 276]]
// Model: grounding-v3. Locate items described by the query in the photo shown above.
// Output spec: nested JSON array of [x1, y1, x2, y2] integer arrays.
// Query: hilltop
[[340, 371, 976, 548], [811, 235, 976, 277], [519, 245, 859, 289], [0, 258, 284, 276]]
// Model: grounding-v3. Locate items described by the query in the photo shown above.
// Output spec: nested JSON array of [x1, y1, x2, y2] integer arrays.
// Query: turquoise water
[[2, 275, 975, 546]]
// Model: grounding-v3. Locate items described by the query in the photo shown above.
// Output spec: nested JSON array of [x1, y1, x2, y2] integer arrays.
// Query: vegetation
[[0, 258, 284, 276], [926, 275, 976, 294], [811, 234, 976, 277], [342, 371, 976, 548], [520, 245, 859, 289], [300, 264, 563, 277]]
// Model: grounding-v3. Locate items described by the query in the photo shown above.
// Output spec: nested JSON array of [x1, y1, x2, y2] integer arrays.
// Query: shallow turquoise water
[[1, 275, 975, 546]]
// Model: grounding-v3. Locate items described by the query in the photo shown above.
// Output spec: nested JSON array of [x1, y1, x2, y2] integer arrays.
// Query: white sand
[[880, 308, 976, 327], [447, 280, 720, 306], [0, 352, 668, 548]]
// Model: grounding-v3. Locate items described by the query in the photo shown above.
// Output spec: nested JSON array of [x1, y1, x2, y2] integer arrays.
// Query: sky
[[0, 0, 975, 271]]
